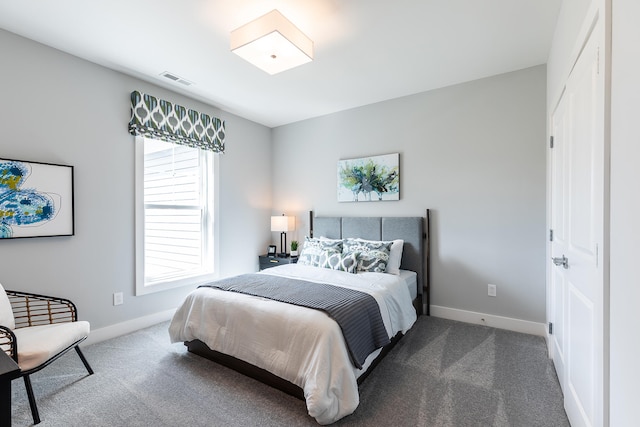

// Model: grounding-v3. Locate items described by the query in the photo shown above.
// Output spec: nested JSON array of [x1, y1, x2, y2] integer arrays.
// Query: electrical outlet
[[488, 284, 497, 297], [113, 292, 124, 306]]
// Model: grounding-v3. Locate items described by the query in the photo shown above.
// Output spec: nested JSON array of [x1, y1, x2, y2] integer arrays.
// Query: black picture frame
[[267, 245, 277, 257], [0, 158, 74, 239]]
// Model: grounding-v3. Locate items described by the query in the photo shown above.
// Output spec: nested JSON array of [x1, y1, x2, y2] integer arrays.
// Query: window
[[135, 137, 216, 295]]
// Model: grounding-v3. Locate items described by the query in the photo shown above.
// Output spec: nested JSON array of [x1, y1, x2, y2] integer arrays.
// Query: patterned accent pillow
[[343, 238, 392, 273], [297, 237, 343, 267], [319, 250, 359, 274], [352, 238, 404, 275]]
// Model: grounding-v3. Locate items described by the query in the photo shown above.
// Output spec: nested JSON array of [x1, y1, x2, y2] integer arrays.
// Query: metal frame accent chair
[[0, 283, 93, 424]]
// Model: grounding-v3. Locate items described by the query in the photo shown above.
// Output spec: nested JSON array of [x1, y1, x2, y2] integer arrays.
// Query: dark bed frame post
[[425, 208, 431, 316]]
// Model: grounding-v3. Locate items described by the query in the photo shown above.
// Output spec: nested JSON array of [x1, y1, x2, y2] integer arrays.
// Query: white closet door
[[549, 18, 605, 427]]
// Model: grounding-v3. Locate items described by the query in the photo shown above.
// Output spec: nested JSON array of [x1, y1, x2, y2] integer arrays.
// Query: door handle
[[552, 255, 569, 269]]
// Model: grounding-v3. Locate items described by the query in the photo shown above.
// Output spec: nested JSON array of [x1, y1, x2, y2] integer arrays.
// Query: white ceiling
[[0, 0, 561, 128]]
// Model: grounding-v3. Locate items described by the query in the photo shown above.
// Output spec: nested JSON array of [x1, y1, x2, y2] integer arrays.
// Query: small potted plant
[[290, 240, 299, 257]]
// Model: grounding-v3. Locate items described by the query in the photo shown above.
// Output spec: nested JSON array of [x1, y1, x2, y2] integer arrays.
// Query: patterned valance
[[128, 91, 225, 153]]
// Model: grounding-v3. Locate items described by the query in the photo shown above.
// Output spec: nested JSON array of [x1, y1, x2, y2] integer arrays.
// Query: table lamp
[[271, 214, 295, 257]]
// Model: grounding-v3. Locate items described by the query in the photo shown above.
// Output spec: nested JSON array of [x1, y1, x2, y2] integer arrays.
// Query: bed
[[169, 211, 430, 424]]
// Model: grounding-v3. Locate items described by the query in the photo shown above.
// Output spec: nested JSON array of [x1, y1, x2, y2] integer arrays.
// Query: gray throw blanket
[[200, 273, 390, 369]]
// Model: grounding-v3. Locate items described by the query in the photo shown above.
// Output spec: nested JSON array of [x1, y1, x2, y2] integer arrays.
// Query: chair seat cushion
[[13, 321, 90, 371]]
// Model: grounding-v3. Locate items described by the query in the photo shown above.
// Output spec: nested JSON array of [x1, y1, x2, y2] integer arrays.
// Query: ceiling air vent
[[160, 71, 193, 86]]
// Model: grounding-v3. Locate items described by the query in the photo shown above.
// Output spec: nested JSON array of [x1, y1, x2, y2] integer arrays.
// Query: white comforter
[[168, 264, 417, 424]]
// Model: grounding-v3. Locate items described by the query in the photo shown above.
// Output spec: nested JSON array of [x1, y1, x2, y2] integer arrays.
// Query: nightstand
[[259, 255, 298, 270]]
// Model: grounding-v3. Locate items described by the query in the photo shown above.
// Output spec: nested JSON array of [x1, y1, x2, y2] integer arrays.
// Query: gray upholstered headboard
[[310, 210, 430, 315]]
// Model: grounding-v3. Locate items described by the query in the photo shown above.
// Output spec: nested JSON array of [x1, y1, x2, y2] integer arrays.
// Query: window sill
[[136, 272, 217, 296]]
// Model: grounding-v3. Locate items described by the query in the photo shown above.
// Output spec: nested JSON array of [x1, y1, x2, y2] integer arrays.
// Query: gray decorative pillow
[[320, 250, 359, 274], [318, 248, 344, 269], [343, 238, 392, 273], [298, 237, 343, 267], [351, 238, 404, 275]]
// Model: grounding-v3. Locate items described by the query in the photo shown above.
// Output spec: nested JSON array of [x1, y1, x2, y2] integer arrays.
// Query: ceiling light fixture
[[230, 10, 313, 75]]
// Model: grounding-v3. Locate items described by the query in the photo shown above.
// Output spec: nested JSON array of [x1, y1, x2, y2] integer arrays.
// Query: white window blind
[[136, 137, 214, 294]]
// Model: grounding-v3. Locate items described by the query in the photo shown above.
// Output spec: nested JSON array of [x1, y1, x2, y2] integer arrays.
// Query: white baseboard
[[81, 305, 545, 347], [429, 305, 547, 336], [82, 308, 176, 346]]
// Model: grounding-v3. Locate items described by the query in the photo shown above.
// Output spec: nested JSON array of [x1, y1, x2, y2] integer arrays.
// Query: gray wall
[[610, 0, 639, 423], [0, 29, 272, 330], [272, 65, 547, 323], [0, 28, 548, 331]]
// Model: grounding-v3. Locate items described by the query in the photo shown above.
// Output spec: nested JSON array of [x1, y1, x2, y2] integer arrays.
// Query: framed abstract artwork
[[0, 158, 74, 239], [337, 153, 399, 202]]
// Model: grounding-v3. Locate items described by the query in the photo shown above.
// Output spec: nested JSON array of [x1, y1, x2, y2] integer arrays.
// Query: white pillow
[[0, 283, 16, 329], [318, 236, 343, 244], [353, 238, 404, 275]]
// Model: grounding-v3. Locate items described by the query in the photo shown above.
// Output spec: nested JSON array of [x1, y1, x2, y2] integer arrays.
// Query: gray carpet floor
[[11, 316, 570, 426]]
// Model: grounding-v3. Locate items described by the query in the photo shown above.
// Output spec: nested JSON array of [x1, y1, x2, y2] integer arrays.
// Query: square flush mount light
[[230, 9, 313, 75]]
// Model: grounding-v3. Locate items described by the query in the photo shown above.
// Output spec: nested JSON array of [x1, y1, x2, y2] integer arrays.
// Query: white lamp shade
[[230, 10, 313, 75], [271, 215, 295, 232]]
